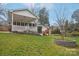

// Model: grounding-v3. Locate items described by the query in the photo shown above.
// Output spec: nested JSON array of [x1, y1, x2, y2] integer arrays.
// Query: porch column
[[27, 23, 29, 32], [19, 21, 21, 26], [11, 12, 13, 31]]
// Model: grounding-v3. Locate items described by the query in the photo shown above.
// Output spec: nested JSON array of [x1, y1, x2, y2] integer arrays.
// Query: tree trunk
[[60, 29, 65, 40]]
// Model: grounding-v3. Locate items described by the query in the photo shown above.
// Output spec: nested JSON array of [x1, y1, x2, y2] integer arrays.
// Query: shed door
[[37, 26, 42, 33]]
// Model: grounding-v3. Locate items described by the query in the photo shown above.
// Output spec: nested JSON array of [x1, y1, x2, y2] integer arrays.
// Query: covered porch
[[11, 10, 38, 33]]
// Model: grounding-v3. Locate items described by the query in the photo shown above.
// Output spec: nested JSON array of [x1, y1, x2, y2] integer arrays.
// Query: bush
[[71, 31, 79, 36], [51, 28, 60, 34]]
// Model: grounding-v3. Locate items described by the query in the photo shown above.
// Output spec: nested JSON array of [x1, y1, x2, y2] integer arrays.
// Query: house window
[[17, 22, 20, 26], [25, 23, 27, 26], [29, 23, 32, 27], [13, 22, 16, 25], [21, 22, 24, 26]]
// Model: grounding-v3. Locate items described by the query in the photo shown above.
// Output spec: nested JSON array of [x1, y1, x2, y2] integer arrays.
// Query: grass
[[0, 32, 79, 56]]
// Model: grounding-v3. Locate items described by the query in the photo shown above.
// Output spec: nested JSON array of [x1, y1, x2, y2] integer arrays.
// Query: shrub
[[71, 31, 79, 36], [51, 28, 60, 34]]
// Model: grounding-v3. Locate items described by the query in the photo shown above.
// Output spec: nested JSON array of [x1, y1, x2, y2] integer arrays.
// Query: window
[[29, 23, 32, 27], [25, 23, 27, 26], [13, 22, 16, 25], [21, 22, 24, 26], [17, 22, 20, 26]]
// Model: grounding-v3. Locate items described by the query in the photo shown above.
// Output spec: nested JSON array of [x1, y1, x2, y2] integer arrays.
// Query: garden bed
[[55, 39, 77, 48]]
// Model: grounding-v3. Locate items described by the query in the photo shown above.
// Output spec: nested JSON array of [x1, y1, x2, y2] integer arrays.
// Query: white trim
[[11, 12, 13, 31]]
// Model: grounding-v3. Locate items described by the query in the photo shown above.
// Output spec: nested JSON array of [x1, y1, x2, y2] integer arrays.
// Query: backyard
[[0, 32, 79, 56]]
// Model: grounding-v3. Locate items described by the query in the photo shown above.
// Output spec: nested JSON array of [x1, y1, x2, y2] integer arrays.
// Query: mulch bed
[[55, 39, 77, 48]]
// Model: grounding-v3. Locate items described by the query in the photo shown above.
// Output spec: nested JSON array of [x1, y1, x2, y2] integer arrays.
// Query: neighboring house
[[8, 9, 50, 35]]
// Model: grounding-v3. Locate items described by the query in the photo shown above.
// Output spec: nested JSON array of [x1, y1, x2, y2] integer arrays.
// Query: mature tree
[[54, 7, 69, 39], [64, 20, 69, 34], [38, 8, 50, 26], [72, 9, 79, 24], [72, 9, 79, 31], [68, 20, 75, 32], [0, 3, 7, 25]]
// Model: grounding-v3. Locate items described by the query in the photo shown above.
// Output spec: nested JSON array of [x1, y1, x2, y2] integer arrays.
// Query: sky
[[3, 3, 79, 26]]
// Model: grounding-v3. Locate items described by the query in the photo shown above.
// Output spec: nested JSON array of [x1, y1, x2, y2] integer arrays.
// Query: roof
[[11, 9, 38, 19]]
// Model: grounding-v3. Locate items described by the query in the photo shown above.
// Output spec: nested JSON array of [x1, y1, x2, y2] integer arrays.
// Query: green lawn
[[0, 33, 79, 56]]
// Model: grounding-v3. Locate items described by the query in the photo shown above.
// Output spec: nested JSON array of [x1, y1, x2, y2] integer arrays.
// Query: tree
[[72, 9, 79, 24], [72, 9, 79, 31], [68, 20, 75, 32], [38, 7, 50, 26], [0, 3, 7, 26], [54, 7, 69, 39], [64, 20, 69, 35]]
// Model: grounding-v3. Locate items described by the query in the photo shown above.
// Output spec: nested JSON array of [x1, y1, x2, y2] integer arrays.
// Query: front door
[[37, 26, 42, 33]]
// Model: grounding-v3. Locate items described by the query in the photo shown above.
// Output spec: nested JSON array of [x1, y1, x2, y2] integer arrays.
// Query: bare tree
[[54, 7, 69, 39], [0, 3, 7, 26]]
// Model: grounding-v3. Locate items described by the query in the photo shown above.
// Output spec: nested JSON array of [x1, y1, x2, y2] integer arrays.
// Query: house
[[8, 9, 50, 35]]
